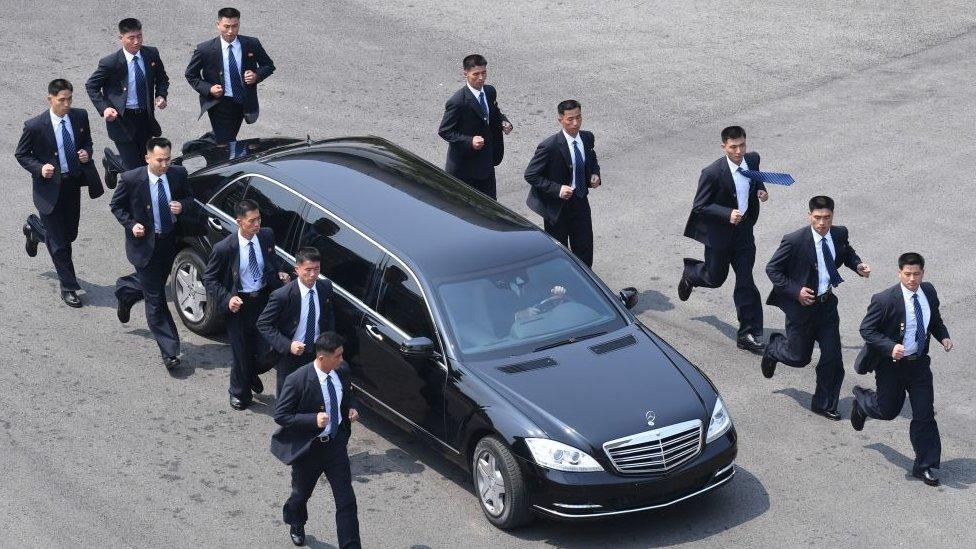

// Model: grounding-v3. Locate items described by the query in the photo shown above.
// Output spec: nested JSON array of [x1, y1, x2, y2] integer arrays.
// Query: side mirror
[[401, 336, 437, 358], [619, 287, 639, 310]]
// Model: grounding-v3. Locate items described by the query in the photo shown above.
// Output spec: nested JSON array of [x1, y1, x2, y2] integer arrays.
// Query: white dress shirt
[[147, 169, 173, 233], [467, 84, 488, 122], [563, 131, 585, 190], [812, 227, 837, 296], [49, 110, 74, 173], [315, 367, 344, 437], [727, 156, 751, 214], [901, 284, 931, 355], [237, 231, 265, 292], [221, 38, 243, 98], [294, 282, 320, 343], [122, 48, 146, 108]]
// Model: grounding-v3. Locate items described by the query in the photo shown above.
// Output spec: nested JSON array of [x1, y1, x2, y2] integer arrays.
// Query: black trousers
[[457, 172, 497, 200], [284, 433, 361, 549], [544, 195, 593, 267], [207, 97, 245, 144], [38, 175, 82, 292], [115, 233, 181, 358], [855, 357, 940, 472], [276, 353, 315, 397], [684, 226, 763, 337], [765, 294, 844, 412], [227, 290, 269, 401], [114, 110, 153, 169]]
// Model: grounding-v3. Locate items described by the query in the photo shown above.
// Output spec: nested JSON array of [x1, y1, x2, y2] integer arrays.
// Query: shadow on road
[[865, 443, 976, 489], [632, 289, 675, 313], [773, 387, 912, 419]]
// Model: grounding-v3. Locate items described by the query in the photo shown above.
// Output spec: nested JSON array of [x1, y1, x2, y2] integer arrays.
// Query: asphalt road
[[2, 1, 975, 547]]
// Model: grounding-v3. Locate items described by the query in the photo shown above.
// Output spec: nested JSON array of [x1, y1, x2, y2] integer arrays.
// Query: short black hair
[[315, 331, 346, 355], [808, 195, 834, 212], [463, 54, 487, 70], [557, 99, 581, 115], [898, 252, 925, 270], [118, 18, 142, 34], [217, 7, 241, 19], [721, 126, 746, 142], [146, 136, 172, 152], [234, 199, 259, 218], [295, 246, 321, 266], [48, 79, 73, 96]]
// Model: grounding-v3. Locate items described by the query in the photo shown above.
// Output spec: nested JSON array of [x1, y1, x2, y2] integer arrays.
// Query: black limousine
[[168, 136, 737, 528]]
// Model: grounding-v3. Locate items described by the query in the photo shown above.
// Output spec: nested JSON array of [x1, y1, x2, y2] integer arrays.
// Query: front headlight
[[706, 397, 733, 443], [524, 438, 604, 472]]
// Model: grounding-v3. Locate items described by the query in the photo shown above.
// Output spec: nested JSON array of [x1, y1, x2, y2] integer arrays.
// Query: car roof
[[252, 136, 558, 280]]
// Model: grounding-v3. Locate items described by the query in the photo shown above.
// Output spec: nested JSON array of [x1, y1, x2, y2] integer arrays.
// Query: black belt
[[900, 353, 923, 362], [314, 434, 335, 443], [815, 288, 834, 303], [125, 108, 147, 115], [239, 286, 268, 299]]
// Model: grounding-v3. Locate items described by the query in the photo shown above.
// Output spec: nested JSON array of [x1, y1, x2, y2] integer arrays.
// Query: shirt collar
[[237, 230, 256, 248], [222, 37, 240, 50], [810, 226, 831, 243], [147, 168, 166, 185], [901, 283, 919, 299], [49, 109, 67, 125], [562, 130, 581, 146], [467, 84, 484, 98], [298, 280, 316, 297], [314, 365, 333, 383], [122, 48, 141, 63], [727, 156, 747, 173]]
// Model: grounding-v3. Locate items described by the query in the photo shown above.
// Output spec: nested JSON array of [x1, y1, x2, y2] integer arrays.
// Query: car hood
[[465, 327, 711, 452]]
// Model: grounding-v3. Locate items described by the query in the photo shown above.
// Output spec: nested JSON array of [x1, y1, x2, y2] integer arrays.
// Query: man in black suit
[[185, 7, 275, 144], [851, 253, 952, 486], [437, 54, 513, 199], [203, 199, 290, 410], [679, 125, 769, 353], [257, 247, 336, 396], [271, 331, 360, 548], [15, 79, 104, 308], [85, 18, 169, 170], [524, 99, 601, 267], [111, 137, 199, 370], [761, 196, 871, 420]]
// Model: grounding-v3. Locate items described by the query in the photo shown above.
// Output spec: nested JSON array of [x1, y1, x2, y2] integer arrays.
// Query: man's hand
[[501, 120, 513, 135], [856, 263, 871, 277], [550, 285, 567, 299], [243, 70, 258, 85], [228, 295, 243, 313], [589, 174, 601, 188], [103, 107, 119, 122], [559, 185, 574, 200], [278, 272, 291, 282], [798, 287, 816, 306], [290, 341, 306, 356], [472, 135, 485, 150], [169, 201, 182, 215], [316, 412, 329, 428], [210, 84, 224, 98], [155, 96, 167, 109], [730, 209, 743, 225], [757, 189, 768, 202], [77, 149, 90, 164], [348, 408, 359, 423], [41, 164, 55, 178], [132, 223, 146, 238], [891, 343, 906, 360], [942, 338, 953, 352]]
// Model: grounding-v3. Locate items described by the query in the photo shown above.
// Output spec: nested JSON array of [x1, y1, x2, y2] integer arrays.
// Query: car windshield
[[435, 252, 626, 359]]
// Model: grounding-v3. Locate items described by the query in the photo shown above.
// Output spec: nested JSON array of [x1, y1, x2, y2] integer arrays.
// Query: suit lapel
[[558, 133, 572, 168], [464, 88, 486, 124], [40, 112, 58, 155], [137, 170, 155, 231], [891, 285, 906, 340], [229, 234, 241, 289], [116, 49, 129, 88], [720, 157, 737, 196], [315, 280, 329, 332]]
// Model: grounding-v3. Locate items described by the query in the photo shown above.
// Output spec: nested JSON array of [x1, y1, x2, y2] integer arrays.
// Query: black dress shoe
[[737, 333, 765, 354], [23, 223, 38, 257], [252, 375, 264, 395], [810, 406, 842, 421], [290, 524, 305, 546], [229, 395, 248, 411], [163, 356, 181, 370], [760, 353, 777, 379], [850, 394, 867, 431], [678, 274, 692, 302], [61, 291, 82, 308], [913, 468, 940, 487], [117, 298, 133, 323]]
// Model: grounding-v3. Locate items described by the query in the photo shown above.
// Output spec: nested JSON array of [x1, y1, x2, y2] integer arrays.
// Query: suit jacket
[[524, 130, 601, 224], [257, 279, 336, 358], [15, 108, 103, 214], [202, 227, 286, 313], [185, 35, 275, 123], [271, 361, 355, 465], [85, 46, 169, 142], [437, 85, 508, 178], [765, 225, 863, 315], [683, 152, 765, 248], [854, 282, 950, 374], [109, 165, 198, 268]]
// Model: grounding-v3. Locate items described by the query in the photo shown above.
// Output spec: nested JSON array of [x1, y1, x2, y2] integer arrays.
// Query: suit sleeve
[[860, 294, 898, 357], [185, 47, 212, 97], [524, 140, 563, 198], [324, 283, 336, 332], [926, 286, 951, 342], [203, 244, 232, 313], [690, 169, 733, 221], [257, 291, 293, 354], [766, 235, 802, 300], [85, 58, 112, 116], [841, 228, 863, 272], [587, 132, 600, 177], [251, 39, 275, 81], [14, 121, 44, 177], [153, 49, 170, 99], [491, 87, 509, 125], [273, 374, 320, 431], [437, 96, 472, 148], [77, 111, 94, 157], [110, 172, 137, 230], [266, 228, 286, 273]]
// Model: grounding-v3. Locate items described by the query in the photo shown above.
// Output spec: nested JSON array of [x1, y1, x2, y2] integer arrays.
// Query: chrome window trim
[[353, 383, 460, 455]]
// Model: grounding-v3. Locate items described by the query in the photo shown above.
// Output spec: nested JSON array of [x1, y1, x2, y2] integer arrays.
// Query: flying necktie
[[737, 167, 795, 186]]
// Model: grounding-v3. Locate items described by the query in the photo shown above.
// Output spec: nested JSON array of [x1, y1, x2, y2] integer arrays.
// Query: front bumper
[[523, 430, 736, 519]]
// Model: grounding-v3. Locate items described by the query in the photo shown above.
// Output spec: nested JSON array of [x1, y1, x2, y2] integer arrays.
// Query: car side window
[[209, 176, 248, 219], [378, 264, 436, 343], [243, 177, 304, 254], [298, 206, 383, 301]]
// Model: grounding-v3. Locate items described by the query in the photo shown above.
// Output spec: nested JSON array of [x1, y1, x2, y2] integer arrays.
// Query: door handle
[[207, 217, 222, 231], [365, 324, 383, 341]]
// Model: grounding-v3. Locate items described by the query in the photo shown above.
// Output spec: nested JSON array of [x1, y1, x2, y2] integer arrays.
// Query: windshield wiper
[[534, 331, 607, 352]]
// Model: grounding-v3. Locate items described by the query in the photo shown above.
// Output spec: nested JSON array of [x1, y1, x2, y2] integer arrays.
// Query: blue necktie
[[132, 55, 148, 109], [478, 91, 489, 122], [227, 46, 245, 104], [304, 289, 316, 350], [820, 238, 844, 287], [247, 241, 261, 283], [572, 141, 587, 197], [156, 178, 173, 234], [912, 294, 925, 353], [737, 167, 795, 186], [60, 120, 80, 174], [326, 374, 339, 436]]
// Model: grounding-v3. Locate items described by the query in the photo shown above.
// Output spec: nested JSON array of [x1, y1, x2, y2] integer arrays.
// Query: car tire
[[472, 436, 533, 530], [170, 247, 224, 335]]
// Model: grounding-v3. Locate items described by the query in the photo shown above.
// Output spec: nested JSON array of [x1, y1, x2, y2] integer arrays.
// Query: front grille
[[603, 419, 702, 474]]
